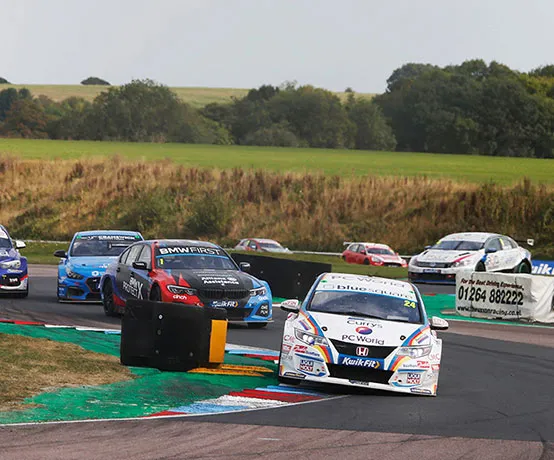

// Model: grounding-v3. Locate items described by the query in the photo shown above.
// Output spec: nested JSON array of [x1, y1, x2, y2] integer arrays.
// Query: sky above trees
[[3, 0, 553, 92]]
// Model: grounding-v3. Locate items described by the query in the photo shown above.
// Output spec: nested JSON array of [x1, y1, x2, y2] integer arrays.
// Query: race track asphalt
[[1, 266, 553, 459]]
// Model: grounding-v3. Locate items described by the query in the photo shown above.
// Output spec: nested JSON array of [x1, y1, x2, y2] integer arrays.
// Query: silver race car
[[408, 232, 532, 284]]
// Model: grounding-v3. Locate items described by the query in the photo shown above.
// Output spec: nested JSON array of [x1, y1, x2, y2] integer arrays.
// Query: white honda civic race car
[[408, 232, 532, 284], [278, 273, 448, 396]]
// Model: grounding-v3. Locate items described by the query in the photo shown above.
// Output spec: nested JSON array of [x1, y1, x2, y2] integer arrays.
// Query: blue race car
[[55, 230, 144, 302], [0, 225, 28, 298]]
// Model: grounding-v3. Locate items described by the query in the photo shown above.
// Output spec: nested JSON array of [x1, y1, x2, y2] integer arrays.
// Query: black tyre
[[248, 322, 268, 329], [514, 260, 532, 274], [363, 258, 370, 265], [102, 280, 117, 317], [150, 284, 161, 301], [475, 261, 486, 272]]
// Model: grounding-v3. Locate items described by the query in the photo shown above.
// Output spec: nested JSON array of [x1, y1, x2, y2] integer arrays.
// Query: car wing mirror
[[54, 249, 68, 258], [430, 316, 449, 331], [239, 262, 251, 273], [424, 245, 432, 250], [281, 299, 300, 313], [132, 261, 149, 270], [485, 248, 498, 254]]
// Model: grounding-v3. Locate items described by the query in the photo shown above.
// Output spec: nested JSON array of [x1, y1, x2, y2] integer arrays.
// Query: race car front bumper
[[279, 345, 438, 396], [0, 273, 28, 292], [408, 267, 459, 284], [58, 276, 102, 302]]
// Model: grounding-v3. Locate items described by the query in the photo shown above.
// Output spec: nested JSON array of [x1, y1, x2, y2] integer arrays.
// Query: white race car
[[408, 232, 532, 284], [278, 273, 448, 396]]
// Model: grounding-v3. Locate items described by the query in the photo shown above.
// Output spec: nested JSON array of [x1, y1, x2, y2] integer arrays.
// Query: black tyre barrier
[[231, 253, 331, 299], [120, 299, 227, 371]]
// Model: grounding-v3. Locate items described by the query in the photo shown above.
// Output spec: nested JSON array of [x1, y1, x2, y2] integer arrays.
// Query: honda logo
[[356, 346, 369, 357]]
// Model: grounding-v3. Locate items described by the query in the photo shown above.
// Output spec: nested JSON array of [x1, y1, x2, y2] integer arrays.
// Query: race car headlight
[[294, 328, 328, 347], [249, 287, 267, 297], [0, 259, 21, 269], [167, 285, 197, 295], [371, 256, 383, 264], [66, 268, 84, 280], [451, 256, 475, 268], [397, 346, 432, 359]]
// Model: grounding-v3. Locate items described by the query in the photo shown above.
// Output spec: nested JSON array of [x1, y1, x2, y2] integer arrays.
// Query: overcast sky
[[3, 0, 552, 93]]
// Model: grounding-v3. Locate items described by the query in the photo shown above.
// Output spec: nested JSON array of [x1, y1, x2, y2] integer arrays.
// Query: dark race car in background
[[100, 239, 272, 327], [0, 225, 28, 298], [55, 230, 144, 302]]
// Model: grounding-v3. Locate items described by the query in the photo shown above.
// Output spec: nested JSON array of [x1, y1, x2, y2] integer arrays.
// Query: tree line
[[2, 60, 554, 157]]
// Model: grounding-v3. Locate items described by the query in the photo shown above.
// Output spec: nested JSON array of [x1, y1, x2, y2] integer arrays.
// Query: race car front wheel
[[277, 347, 301, 386], [475, 261, 486, 272], [150, 285, 162, 301], [102, 281, 117, 317], [514, 260, 532, 273]]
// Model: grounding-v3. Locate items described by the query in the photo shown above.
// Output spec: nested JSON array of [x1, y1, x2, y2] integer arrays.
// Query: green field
[[1, 138, 554, 184], [1, 84, 373, 108]]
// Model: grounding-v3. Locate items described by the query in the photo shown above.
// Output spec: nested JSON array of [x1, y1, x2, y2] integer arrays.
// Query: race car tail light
[[294, 328, 328, 347], [167, 285, 198, 296], [397, 345, 432, 359]]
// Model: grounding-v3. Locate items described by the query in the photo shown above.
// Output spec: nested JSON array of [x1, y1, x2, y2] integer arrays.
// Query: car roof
[[147, 239, 222, 249], [440, 232, 499, 243], [347, 242, 391, 248], [74, 230, 142, 237], [316, 273, 418, 301]]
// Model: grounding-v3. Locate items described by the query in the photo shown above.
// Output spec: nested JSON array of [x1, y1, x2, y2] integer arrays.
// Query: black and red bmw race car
[[99, 239, 272, 327]]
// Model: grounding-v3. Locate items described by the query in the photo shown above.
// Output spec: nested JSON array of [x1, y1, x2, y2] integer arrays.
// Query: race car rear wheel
[[363, 258, 370, 265], [102, 281, 117, 317], [475, 261, 486, 272], [514, 260, 532, 273]]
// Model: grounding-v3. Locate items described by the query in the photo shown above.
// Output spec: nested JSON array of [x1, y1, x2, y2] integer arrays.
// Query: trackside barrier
[[455, 271, 554, 323], [231, 253, 331, 299], [120, 299, 228, 371]]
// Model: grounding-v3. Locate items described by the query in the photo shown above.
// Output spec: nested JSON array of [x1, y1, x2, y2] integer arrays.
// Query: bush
[[186, 192, 234, 238], [81, 77, 110, 86], [0, 77, 10, 84], [242, 123, 300, 147]]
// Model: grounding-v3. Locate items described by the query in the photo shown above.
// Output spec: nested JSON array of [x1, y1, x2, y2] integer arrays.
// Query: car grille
[[0, 275, 20, 286], [86, 277, 101, 293], [383, 262, 403, 267], [330, 340, 397, 359], [225, 308, 253, 320], [327, 364, 394, 384], [414, 261, 451, 268], [198, 289, 249, 300]]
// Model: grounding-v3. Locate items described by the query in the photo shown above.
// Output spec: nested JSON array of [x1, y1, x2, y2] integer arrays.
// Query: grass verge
[[0, 333, 133, 411]]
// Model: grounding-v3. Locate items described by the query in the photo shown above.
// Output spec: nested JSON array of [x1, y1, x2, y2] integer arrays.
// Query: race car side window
[[359, 246, 366, 254], [119, 248, 131, 264], [125, 244, 143, 266], [486, 238, 503, 252], [136, 245, 152, 266], [502, 237, 517, 249], [249, 241, 257, 250], [347, 244, 355, 251]]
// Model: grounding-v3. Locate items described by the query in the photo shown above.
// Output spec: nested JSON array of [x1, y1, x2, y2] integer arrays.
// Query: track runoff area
[[0, 266, 553, 460]]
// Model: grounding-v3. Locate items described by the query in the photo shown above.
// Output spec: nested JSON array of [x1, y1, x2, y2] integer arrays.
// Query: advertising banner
[[456, 271, 554, 323], [532, 260, 554, 276]]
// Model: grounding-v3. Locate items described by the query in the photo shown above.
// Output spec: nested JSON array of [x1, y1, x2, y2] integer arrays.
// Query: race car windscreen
[[367, 247, 395, 255], [155, 245, 237, 270], [432, 240, 484, 251], [259, 241, 283, 249], [308, 291, 422, 324], [0, 229, 12, 249], [70, 235, 141, 257]]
